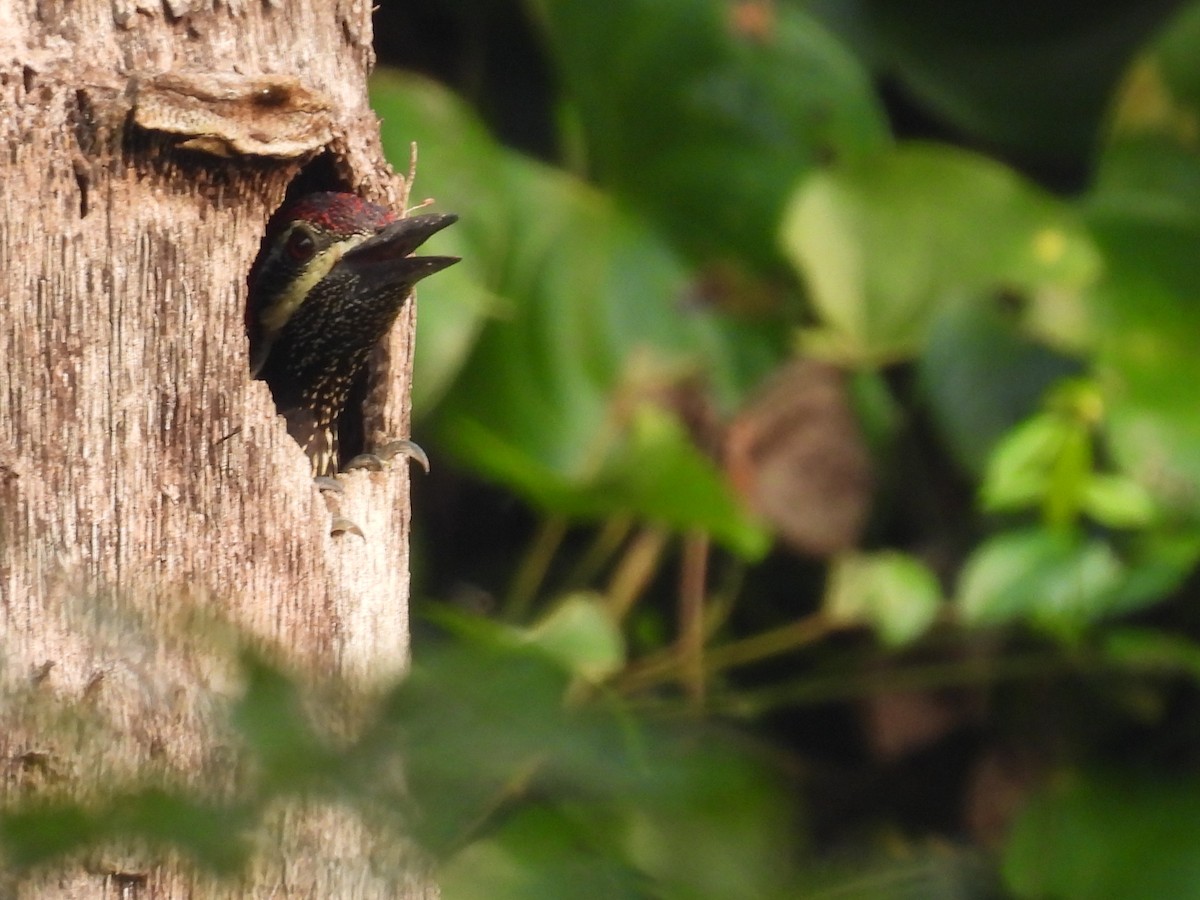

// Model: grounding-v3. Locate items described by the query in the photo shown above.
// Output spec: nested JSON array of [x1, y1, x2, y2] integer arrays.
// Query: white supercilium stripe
[[261, 228, 372, 334]]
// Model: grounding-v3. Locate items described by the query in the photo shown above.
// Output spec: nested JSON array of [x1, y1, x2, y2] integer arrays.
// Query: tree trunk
[[0, 2, 431, 896]]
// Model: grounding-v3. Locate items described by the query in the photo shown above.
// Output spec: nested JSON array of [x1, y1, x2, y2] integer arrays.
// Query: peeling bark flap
[[132, 72, 334, 158]]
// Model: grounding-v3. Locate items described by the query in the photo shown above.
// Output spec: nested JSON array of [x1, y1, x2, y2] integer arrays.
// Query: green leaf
[[919, 299, 1080, 475], [0, 792, 251, 874], [1100, 3, 1200, 208], [609, 732, 798, 899], [980, 414, 1069, 513], [112, 791, 251, 875], [825, 551, 942, 647], [531, 0, 889, 269], [1083, 474, 1159, 529], [440, 806, 643, 900], [956, 528, 1125, 635], [524, 593, 626, 683], [232, 654, 334, 790], [394, 626, 799, 895], [383, 640, 576, 854], [1102, 531, 1200, 619], [780, 143, 1098, 363], [585, 406, 771, 557], [1081, 5, 1200, 520], [1103, 627, 1200, 682], [837, 2, 1176, 166], [1042, 422, 1093, 529], [1005, 771, 1200, 900], [373, 72, 774, 554], [430, 155, 770, 556], [0, 803, 97, 869], [1079, 213, 1200, 517], [371, 71, 505, 418]]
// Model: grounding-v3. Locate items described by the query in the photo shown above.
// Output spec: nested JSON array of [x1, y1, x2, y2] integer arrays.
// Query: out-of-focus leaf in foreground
[[383, 610, 800, 899], [1006, 771, 1200, 900]]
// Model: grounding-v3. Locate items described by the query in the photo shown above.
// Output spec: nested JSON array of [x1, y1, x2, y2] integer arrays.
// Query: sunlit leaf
[[1083, 474, 1159, 529], [825, 551, 942, 647], [781, 143, 1098, 363], [956, 528, 1125, 635], [980, 414, 1069, 513], [524, 593, 626, 682], [1042, 424, 1093, 530]]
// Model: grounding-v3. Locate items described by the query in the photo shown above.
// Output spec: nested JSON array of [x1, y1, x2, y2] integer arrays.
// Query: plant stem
[[677, 530, 710, 710], [504, 516, 568, 621], [716, 651, 1074, 715], [606, 527, 669, 622], [566, 515, 634, 589], [620, 611, 838, 694]]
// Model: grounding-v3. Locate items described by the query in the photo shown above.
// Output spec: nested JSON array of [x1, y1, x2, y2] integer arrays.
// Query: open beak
[[341, 212, 460, 285]]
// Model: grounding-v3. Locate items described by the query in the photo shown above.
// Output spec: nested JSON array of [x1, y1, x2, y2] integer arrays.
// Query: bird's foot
[[315, 439, 428, 540], [343, 453, 383, 472]]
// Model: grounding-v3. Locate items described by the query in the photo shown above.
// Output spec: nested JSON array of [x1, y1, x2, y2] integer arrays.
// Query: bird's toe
[[344, 453, 385, 472]]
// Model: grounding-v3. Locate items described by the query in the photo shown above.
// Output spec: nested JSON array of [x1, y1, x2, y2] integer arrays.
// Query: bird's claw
[[377, 438, 431, 473], [317, 477, 359, 537], [344, 439, 430, 474], [330, 515, 364, 538]]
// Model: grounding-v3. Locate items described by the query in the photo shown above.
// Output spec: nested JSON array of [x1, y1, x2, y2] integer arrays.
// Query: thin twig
[[606, 527, 669, 622], [565, 515, 634, 589], [677, 530, 710, 710], [619, 611, 838, 694], [504, 516, 568, 621], [713, 651, 1075, 715]]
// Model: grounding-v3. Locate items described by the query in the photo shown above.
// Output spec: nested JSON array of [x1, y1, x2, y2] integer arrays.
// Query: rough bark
[[0, 1, 431, 895]]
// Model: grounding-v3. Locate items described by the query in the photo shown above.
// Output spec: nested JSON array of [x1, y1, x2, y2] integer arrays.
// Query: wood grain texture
[[0, 1, 434, 895]]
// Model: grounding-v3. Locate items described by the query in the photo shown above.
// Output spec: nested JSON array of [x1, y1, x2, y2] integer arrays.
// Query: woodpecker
[[248, 192, 458, 478]]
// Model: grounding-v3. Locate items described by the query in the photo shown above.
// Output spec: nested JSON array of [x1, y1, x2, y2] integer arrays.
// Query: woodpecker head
[[247, 191, 458, 476]]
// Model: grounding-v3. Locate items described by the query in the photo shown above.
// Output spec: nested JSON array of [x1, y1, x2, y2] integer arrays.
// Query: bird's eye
[[285, 227, 317, 262]]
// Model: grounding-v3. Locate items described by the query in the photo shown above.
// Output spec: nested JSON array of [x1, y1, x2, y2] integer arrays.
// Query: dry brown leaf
[[724, 359, 873, 556]]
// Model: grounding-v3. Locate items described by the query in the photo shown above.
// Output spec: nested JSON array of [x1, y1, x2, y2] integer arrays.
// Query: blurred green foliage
[[2, 624, 801, 899], [10, 1, 1200, 897], [376, 0, 1200, 895]]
